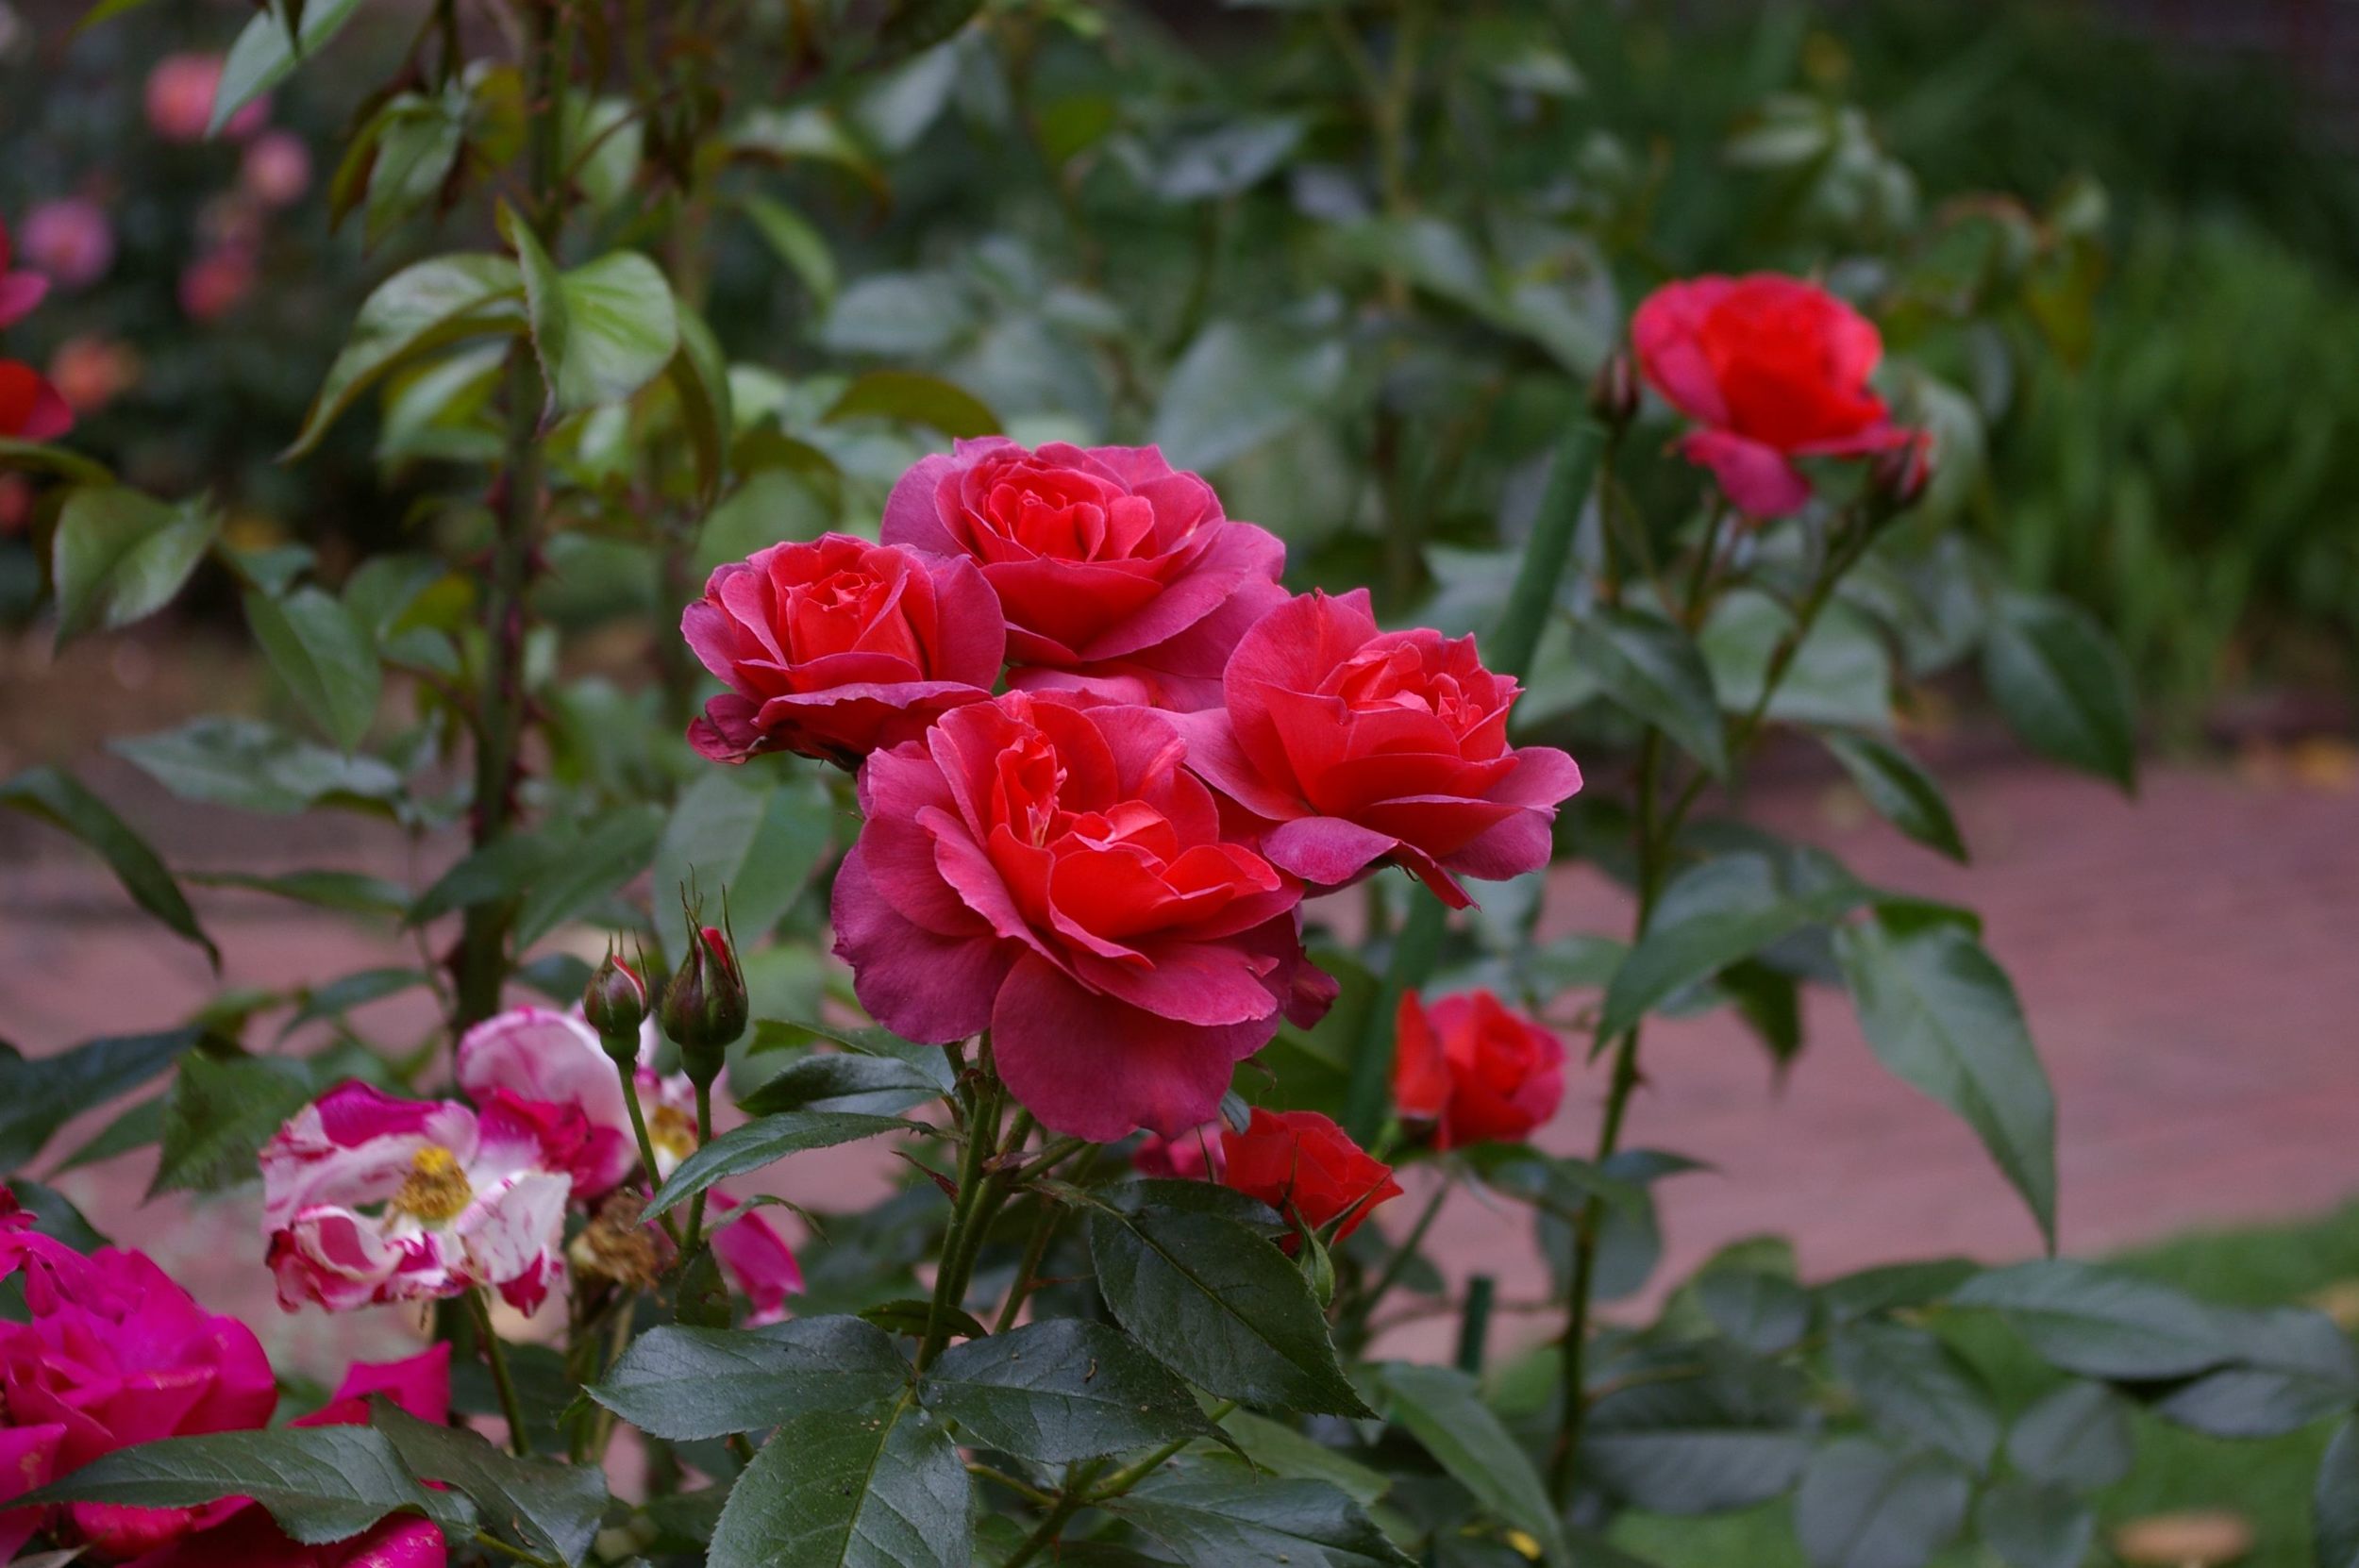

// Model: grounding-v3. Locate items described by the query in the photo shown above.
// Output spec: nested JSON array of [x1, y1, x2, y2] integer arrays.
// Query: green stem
[[1489, 420, 1606, 678], [684, 1076, 715, 1254], [918, 1073, 1003, 1372], [1089, 1401, 1238, 1500], [994, 1198, 1063, 1333], [1341, 1176, 1449, 1343], [469, 1290, 531, 1458], [1342, 893, 1445, 1143], [998, 1460, 1108, 1568], [1455, 1274, 1496, 1374], [473, 1529, 559, 1568], [607, 1043, 683, 1246]]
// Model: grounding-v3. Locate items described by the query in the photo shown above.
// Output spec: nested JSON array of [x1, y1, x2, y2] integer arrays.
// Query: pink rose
[[832, 690, 1331, 1141], [1175, 589, 1582, 908], [882, 439, 1287, 710], [0, 1224, 276, 1560], [684, 533, 1005, 766], [178, 249, 257, 324], [1631, 273, 1916, 519], [146, 55, 266, 142], [456, 1007, 639, 1198], [1131, 1124, 1224, 1181], [0, 212, 51, 327], [261, 1083, 571, 1316], [239, 132, 312, 209], [20, 200, 114, 292], [707, 1195, 803, 1326]]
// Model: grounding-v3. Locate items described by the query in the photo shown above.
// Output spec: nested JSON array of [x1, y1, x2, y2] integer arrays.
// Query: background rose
[[19, 200, 114, 292], [0, 212, 49, 327], [832, 691, 1327, 1141], [683, 532, 1004, 765], [1632, 272, 1916, 518], [881, 438, 1286, 710], [1394, 989, 1567, 1149], [1177, 589, 1581, 909], [1220, 1109, 1400, 1244], [0, 360, 71, 442]]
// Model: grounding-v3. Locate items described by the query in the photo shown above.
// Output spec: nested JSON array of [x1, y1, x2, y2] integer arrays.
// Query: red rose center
[[780, 566, 919, 665], [972, 460, 1162, 564], [1330, 643, 1488, 746]]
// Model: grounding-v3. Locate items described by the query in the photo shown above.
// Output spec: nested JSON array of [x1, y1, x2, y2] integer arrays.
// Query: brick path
[[5, 747, 2358, 1376]]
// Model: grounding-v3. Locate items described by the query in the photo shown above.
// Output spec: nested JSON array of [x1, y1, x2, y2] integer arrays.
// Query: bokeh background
[[5, 0, 2359, 1559]]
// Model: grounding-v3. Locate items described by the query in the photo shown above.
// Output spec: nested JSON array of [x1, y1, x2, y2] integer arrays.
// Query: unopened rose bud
[[583, 946, 648, 1062], [659, 917, 748, 1084], [1871, 433, 1933, 514], [1588, 350, 1640, 429]]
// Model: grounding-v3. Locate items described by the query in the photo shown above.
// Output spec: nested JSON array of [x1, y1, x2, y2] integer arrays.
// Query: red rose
[[1176, 590, 1582, 909], [831, 691, 1331, 1141], [1132, 1124, 1224, 1181], [1631, 273, 1916, 519], [0, 361, 71, 442], [881, 438, 1286, 710], [1220, 1109, 1400, 1243], [684, 532, 1005, 766], [1394, 989, 1566, 1149]]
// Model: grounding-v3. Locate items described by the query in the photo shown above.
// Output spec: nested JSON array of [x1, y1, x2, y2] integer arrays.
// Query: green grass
[[1612, 1201, 2359, 1567]]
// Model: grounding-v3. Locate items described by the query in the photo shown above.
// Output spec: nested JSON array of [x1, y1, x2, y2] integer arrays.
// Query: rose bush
[[7, 5, 2333, 1568]]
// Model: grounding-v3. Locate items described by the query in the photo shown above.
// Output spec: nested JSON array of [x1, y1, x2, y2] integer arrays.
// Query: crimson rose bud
[[660, 924, 747, 1083], [1871, 431, 1933, 514], [1221, 1109, 1402, 1246], [583, 947, 649, 1061], [1394, 989, 1566, 1150]]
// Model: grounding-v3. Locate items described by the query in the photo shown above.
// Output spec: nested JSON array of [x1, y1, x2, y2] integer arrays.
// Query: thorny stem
[[469, 1290, 531, 1459], [918, 1064, 1005, 1372]]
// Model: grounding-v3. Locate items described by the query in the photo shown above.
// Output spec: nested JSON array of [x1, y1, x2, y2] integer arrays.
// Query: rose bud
[[583, 945, 650, 1059], [1588, 349, 1639, 429], [682, 533, 1004, 769], [1394, 989, 1567, 1150], [1870, 431, 1934, 515], [1174, 589, 1582, 909], [1631, 273, 1919, 519], [1220, 1109, 1402, 1248], [882, 438, 1289, 710], [660, 922, 748, 1083]]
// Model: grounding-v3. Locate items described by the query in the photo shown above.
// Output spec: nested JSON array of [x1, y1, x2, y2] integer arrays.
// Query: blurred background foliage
[[5, 0, 2357, 726]]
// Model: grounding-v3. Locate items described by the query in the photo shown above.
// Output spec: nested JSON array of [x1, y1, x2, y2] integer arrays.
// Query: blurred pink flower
[[0, 212, 50, 328], [146, 53, 266, 142], [49, 336, 142, 415], [261, 1082, 572, 1316], [20, 199, 114, 291], [707, 1195, 804, 1326], [240, 130, 312, 209], [178, 248, 256, 323]]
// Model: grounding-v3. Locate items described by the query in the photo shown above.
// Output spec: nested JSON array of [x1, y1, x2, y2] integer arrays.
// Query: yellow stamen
[[390, 1144, 473, 1224], [649, 1103, 697, 1166]]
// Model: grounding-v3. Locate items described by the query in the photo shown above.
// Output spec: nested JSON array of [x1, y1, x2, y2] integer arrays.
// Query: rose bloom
[[882, 438, 1287, 710], [1631, 273, 1916, 519], [456, 1006, 641, 1198], [0, 360, 71, 442], [706, 1195, 804, 1326], [261, 1082, 571, 1315], [239, 130, 312, 209], [833, 690, 1332, 1142], [1131, 1124, 1223, 1181], [1394, 989, 1566, 1149], [1176, 589, 1581, 909], [0, 211, 50, 327], [146, 54, 266, 142], [0, 1213, 276, 1560], [20, 200, 114, 292], [1220, 1109, 1401, 1244], [684, 532, 1004, 766]]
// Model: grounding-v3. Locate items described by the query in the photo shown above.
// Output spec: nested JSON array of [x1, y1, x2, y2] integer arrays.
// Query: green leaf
[[1976, 1478, 2094, 1568], [1087, 1206, 1369, 1416], [1700, 591, 1894, 732], [1581, 1372, 1810, 1514], [1152, 319, 1345, 473], [1106, 1476, 1416, 1568], [1951, 1260, 2230, 1379], [740, 1050, 950, 1117], [364, 94, 465, 246], [2152, 1306, 2359, 1438], [590, 1317, 912, 1441], [1216, 1410, 1388, 1507], [824, 371, 999, 438], [116, 718, 406, 816], [511, 804, 664, 948], [1815, 1259, 1978, 1324], [151, 1051, 323, 1196], [739, 196, 838, 306], [0, 438, 112, 484], [861, 1297, 989, 1342], [707, 1393, 969, 1568], [1373, 1363, 1568, 1564], [2004, 1381, 2132, 1493], [1827, 1320, 1999, 1470], [1601, 851, 1868, 1038], [513, 225, 680, 414], [54, 1093, 166, 1173], [286, 254, 525, 459], [1698, 1263, 1812, 1355], [376, 1401, 607, 1566], [1835, 916, 2056, 1247], [244, 588, 381, 752], [1564, 607, 1728, 778], [0, 768, 216, 963], [1818, 730, 1966, 862], [1982, 592, 2137, 792], [407, 831, 556, 926], [0, 1027, 199, 1173], [653, 770, 833, 965], [647, 1112, 913, 1220], [23, 1426, 471, 1545], [2317, 1417, 2359, 1568], [210, 0, 367, 137], [1791, 1438, 1969, 1568], [923, 1319, 1212, 1464], [51, 487, 219, 647], [186, 869, 411, 918], [667, 305, 734, 506]]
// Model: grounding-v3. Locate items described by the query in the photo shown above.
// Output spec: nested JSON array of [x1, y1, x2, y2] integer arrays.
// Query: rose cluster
[[260, 1003, 798, 1325], [0, 1191, 452, 1566], [683, 438, 1587, 1147]]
